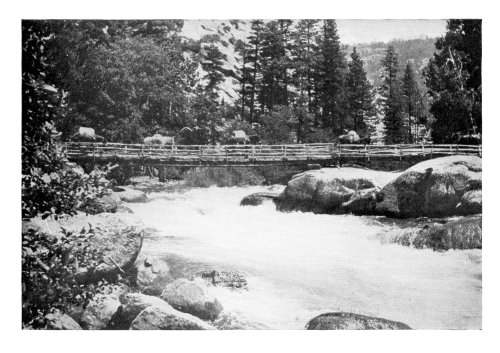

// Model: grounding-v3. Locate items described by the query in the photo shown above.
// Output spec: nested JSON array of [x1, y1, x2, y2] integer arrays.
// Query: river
[[126, 185, 482, 329]]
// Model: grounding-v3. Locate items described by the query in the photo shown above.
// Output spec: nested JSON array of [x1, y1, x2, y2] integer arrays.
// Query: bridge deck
[[61, 142, 482, 167]]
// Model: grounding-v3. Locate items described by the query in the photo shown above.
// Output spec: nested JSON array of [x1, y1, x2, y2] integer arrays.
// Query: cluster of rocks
[[270, 155, 482, 218], [242, 155, 482, 251]]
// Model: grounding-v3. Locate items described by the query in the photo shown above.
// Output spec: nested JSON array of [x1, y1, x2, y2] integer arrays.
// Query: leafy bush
[[22, 224, 106, 328]]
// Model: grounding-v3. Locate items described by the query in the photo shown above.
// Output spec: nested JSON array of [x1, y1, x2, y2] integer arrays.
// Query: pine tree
[[424, 20, 481, 143], [317, 20, 348, 137], [401, 62, 422, 143], [201, 43, 226, 98], [259, 20, 292, 112], [246, 20, 265, 122], [380, 45, 404, 144], [292, 20, 321, 114], [346, 47, 374, 134]]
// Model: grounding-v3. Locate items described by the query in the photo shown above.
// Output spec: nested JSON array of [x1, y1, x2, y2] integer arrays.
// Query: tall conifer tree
[[346, 47, 374, 134], [381, 45, 404, 143], [317, 20, 348, 136]]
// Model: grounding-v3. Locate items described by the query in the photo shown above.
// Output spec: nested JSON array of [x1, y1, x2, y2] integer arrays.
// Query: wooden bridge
[[61, 142, 482, 167]]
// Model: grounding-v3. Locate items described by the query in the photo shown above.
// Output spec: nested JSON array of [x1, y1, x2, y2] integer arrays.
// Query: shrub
[[22, 224, 105, 327]]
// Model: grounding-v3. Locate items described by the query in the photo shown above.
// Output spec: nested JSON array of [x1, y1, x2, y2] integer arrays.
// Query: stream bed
[[126, 185, 482, 329]]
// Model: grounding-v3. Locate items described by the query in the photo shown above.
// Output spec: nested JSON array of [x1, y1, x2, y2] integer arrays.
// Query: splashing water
[[127, 185, 481, 329]]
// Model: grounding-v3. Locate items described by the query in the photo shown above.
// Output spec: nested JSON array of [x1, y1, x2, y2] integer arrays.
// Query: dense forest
[[23, 20, 482, 148]]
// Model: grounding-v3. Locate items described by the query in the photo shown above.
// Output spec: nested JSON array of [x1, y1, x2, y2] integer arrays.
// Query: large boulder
[[44, 310, 82, 330], [30, 212, 144, 283], [306, 312, 411, 330], [393, 215, 482, 250], [277, 168, 400, 214], [112, 187, 148, 203], [134, 256, 174, 296], [160, 278, 223, 321], [376, 155, 482, 218], [79, 194, 119, 215], [240, 192, 279, 206], [116, 292, 172, 328], [129, 305, 216, 330], [80, 285, 128, 330]]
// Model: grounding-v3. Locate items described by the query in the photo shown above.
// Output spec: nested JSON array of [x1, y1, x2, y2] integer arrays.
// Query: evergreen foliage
[[317, 20, 348, 136], [424, 19, 481, 143], [346, 47, 375, 134], [380, 45, 404, 143]]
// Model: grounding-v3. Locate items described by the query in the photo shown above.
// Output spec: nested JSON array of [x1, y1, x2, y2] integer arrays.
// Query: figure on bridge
[[338, 130, 371, 145], [230, 130, 250, 145], [70, 127, 106, 143], [144, 134, 175, 146]]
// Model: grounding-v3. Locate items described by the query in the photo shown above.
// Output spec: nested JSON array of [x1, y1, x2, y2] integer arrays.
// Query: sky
[[182, 19, 448, 45], [336, 19, 447, 44]]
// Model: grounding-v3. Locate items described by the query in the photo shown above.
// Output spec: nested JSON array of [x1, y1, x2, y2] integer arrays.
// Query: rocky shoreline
[[242, 155, 482, 251], [24, 155, 481, 330]]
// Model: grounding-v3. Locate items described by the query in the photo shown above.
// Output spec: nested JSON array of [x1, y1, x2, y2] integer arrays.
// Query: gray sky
[[336, 19, 447, 44]]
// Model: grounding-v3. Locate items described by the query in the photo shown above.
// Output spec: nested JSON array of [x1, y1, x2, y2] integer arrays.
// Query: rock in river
[[160, 278, 223, 321], [134, 256, 174, 296], [306, 312, 411, 330], [393, 215, 482, 250], [240, 192, 279, 206], [130, 304, 216, 330], [200, 270, 248, 290], [376, 155, 482, 218], [276, 167, 399, 214], [112, 187, 148, 203]]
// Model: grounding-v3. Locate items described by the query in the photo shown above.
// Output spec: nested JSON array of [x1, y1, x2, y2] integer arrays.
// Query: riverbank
[[24, 155, 482, 330]]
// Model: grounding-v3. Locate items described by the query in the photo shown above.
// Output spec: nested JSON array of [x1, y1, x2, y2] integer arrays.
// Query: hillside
[[350, 37, 438, 88]]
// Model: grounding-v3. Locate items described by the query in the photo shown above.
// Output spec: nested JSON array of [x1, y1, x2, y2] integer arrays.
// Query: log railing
[[60, 142, 482, 165]]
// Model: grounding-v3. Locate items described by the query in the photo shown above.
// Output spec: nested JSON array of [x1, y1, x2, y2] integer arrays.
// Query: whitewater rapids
[[127, 185, 482, 329]]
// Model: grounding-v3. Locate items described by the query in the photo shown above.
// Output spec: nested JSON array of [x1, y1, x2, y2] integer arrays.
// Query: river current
[[126, 185, 482, 329]]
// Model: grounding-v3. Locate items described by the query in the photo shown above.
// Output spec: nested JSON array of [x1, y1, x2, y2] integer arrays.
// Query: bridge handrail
[[61, 142, 482, 162]]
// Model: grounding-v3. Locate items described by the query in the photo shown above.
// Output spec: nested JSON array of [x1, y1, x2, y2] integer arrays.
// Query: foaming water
[[128, 186, 482, 329]]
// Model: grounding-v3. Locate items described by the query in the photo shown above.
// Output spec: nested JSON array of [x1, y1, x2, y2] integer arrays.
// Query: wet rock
[[134, 257, 174, 296], [240, 192, 279, 206], [44, 310, 82, 330], [392, 215, 482, 250], [112, 187, 148, 203], [376, 155, 482, 218], [341, 187, 382, 215], [129, 305, 216, 330], [200, 270, 248, 290], [457, 190, 482, 215], [277, 168, 398, 214], [160, 278, 223, 321], [306, 312, 411, 330]]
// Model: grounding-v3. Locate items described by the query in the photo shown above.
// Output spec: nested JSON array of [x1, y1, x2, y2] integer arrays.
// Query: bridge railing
[[61, 142, 482, 163]]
